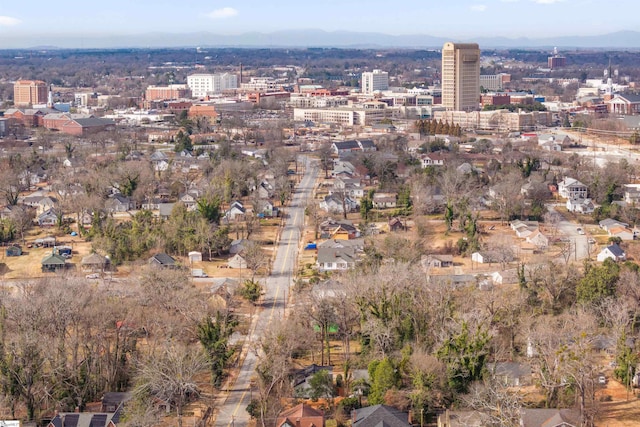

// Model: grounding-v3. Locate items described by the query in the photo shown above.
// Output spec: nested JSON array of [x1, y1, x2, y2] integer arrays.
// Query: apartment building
[[293, 103, 389, 126], [441, 42, 480, 112], [14, 80, 48, 106], [240, 77, 281, 93], [187, 73, 238, 98], [361, 70, 389, 95]]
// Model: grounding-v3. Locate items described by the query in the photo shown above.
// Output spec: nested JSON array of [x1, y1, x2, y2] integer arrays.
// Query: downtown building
[[14, 80, 48, 106], [145, 84, 191, 101], [187, 73, 238, 98], [441, 42, 480, 112], [361, 70, 389, 95]]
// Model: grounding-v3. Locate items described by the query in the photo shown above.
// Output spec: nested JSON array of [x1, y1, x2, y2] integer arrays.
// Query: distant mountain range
[[2, 29, 640, 50]]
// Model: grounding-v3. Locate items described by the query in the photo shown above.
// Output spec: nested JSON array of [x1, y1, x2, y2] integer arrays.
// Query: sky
[[0, 0, 638, 39]]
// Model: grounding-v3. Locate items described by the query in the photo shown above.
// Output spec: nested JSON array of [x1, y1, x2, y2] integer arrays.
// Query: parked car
[[85, 273, 100, 279], [598, 374, 607, 385], [577, 227, 585, 235]]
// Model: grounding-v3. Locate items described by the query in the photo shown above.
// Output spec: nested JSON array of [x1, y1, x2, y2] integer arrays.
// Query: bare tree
[[133, 344, 208, 427]]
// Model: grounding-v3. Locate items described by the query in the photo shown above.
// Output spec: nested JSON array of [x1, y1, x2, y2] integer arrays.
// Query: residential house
[[331, 161, 357, 178], [257, 199, 277, 218], [158, 203, 175, 220], [319, 219, 360, 240], [101, 392, 132, 413], [623, 184, 640, 204], [491, 269, 519, 285], [566, 197, 594, 214], [331, 140, 360, 155], [149, 253, 177, 268], [471, 250, 512, 264], [420, 153, 446, 168], [292, 365, 333, 398], [488, 362, 532, 387], [106, 194, 135, 212], [352, 405, 411, 427], [599, 218, 629, 232], [421, 254, 454, 269], [35, 236, 56, 247], [331, 139, 376, 156], [227, 253, 248, 269], [48, 411, 123, 427], [257, 181, 274, 199], [316, 246, 357, 271], [597, 244, 626, 262], [558, 177, 588, 200], [37, 208, 58, 227], [510, 220, 538, 238], [275, 403, 325, 427], [607, 225, 635, 241], [224, 201, 246, 221], [317, 238, 365, 251], [526, 229, 550, 248], [229, 239, 250, 255], [81, 253, 110, 272], [179, 193, 198, 211], [437, 410, 490, 427], [372, 192, 397, 209], [358, 139, 377, 152], [319, 195, 357, 214], [42, 253, 67, 272], [520, 408, 579, 427]]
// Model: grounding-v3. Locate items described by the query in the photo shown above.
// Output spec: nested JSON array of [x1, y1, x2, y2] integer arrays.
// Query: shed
[[5, 246, 22, 257], [188, 251, 202, 263]]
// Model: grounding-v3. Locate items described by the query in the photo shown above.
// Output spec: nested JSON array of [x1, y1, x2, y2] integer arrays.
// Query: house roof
[[42, 253, 66, 265], [277, 403, 324, 427], [615, 93, 640, 104], [317, 247, 356, 264], [333, 140, 360, 150], [605, 244, 625, 257], [149, 253, 176, 266], [81, 253, 109, 266], [599, 218, 628, 229], [520, 408, 578, 427], [353, 405, 410, 427]]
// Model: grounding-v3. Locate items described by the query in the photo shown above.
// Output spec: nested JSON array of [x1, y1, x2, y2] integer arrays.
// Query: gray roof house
[[352, 405, 410, 427], [149, 253, 177, 268]]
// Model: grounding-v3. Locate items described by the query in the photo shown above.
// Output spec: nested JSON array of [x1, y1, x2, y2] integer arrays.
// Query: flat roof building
[[361, 70, 389, 95]]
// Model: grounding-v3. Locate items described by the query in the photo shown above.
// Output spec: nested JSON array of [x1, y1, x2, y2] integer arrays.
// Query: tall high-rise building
[[187, 73, 238, 98], [13, 80, 48, 106], [361, 70, 389, 95], [441, 42, 480, 111]]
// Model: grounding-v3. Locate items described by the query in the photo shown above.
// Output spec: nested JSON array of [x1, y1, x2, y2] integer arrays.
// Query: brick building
[[14, 80, 48, 106]]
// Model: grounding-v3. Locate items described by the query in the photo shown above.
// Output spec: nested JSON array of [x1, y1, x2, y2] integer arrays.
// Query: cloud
[[0, 16, 21, 26], [500, 0, 520, 2], [531, 0, 564, 4], [470, 4, 488, 11], [207, 7, 238, 19]]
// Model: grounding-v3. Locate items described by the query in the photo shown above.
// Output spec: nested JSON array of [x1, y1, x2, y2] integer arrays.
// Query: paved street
[[214, 155, 318, 427]]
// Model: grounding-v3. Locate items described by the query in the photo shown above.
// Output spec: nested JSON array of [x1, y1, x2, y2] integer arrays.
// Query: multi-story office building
[[441, 43, 480, 111], [361, 70, 389, 95], [187, 73, 238, 98], [14, 80, 48, 106], [145, 84, 191, 101]]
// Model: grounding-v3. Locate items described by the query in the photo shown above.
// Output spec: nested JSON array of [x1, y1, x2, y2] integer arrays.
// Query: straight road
[[214, 155, 318, 427]]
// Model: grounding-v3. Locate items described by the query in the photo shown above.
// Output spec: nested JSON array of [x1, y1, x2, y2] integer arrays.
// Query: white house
[[420, 153, 445, 168], [319, 195, 358, 214], [566, 198, 594, 214], [558, 177, 588, 200], [526, 230, 549, 248], [597, 244, 626, 262]]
